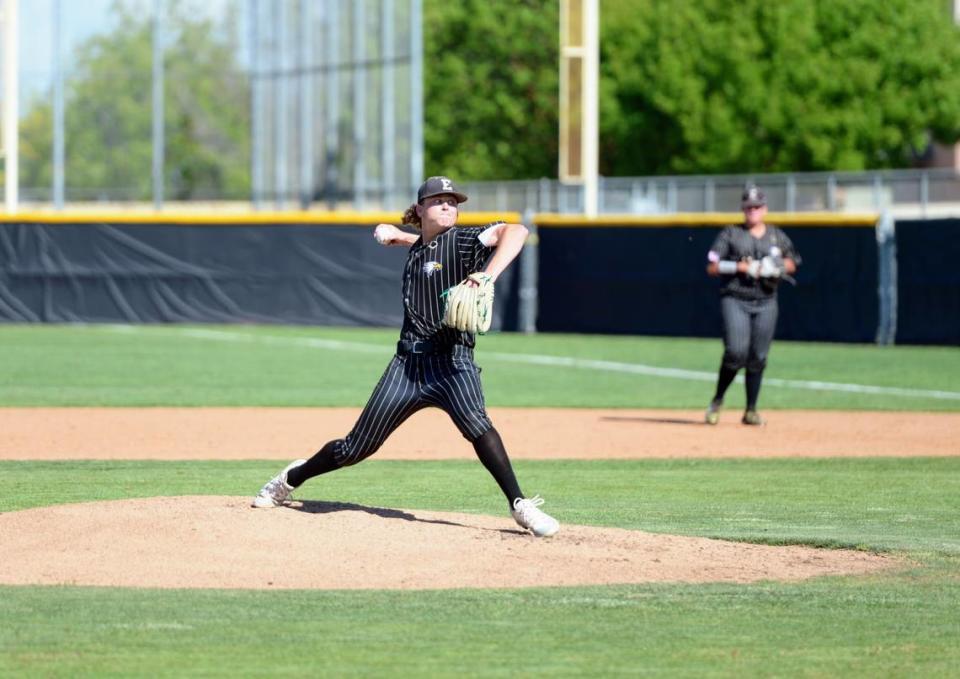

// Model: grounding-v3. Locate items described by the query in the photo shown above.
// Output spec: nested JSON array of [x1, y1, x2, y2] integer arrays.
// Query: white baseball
[[374, 224, 392, 245]]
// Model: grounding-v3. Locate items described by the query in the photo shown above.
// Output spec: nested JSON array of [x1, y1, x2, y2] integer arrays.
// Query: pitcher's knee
[[460, 415, 494, 442], [467, 424, 496, 445], [746, 356, 768, 373], [335, 435, 380, 467], [722, 351, 748, 371]]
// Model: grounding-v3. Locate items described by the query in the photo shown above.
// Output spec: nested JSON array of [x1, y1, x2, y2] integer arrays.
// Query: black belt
[[397, 339, 460, 355]]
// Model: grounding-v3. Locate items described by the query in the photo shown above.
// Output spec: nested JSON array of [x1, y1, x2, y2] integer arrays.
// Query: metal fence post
[[324, 1, 341, 209], [518, 209, 539, 333], [298, 0, 313, 209], [381, 0, 396, 209], [496, 183, 507, 212], [539, 177, 551, 212], [875, 209, 897, 345], [629, 179, 641, 213], [921, 171, 929, 218], [352, 0, 366, 208], [249, 0, 263, 210], [273, 1, 287, 208], [410, 0, 424, 195], [525, 181, 535, 214]]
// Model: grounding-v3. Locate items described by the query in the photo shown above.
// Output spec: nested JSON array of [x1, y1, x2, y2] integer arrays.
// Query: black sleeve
[[708, 226, 734, 261]]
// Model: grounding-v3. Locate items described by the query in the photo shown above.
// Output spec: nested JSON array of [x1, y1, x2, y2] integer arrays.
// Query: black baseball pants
[[331, 345, 493, 467], [720, 295, 778, 374]]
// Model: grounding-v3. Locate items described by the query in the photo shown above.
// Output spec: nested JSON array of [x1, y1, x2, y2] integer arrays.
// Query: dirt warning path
[[1, 407, 957, 460]]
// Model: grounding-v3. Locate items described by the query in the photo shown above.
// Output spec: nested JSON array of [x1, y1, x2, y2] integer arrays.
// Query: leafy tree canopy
[[423, 0, 559, 181], [600, 0, 960, 175]]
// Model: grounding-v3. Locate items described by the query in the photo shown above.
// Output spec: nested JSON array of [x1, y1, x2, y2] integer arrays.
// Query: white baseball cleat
[[251, 459, 307, 508], [511, 495, 560, 537], [705, 399, 722, 425]]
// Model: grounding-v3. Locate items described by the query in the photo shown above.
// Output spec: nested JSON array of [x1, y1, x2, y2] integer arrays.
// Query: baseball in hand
[[374, 224, 394, 245]]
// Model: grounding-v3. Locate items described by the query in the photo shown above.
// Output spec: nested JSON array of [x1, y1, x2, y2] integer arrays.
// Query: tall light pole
[[559, 0, 598, 217], [152, 0, 164, 209], [53, 0, 64, 209], [2, 0, 19, 213]]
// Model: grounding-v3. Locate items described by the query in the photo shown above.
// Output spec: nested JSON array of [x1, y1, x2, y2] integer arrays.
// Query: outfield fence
[[1, 211, 958, 345]]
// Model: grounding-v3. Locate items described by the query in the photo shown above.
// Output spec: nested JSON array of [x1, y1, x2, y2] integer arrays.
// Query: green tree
[[600, 0, 960, 175], [423, 0, 559, 180], [19, 1, 249, 201]]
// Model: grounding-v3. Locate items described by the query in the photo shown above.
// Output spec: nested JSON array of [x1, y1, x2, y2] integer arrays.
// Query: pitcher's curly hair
[[401, 203, 421, 229]]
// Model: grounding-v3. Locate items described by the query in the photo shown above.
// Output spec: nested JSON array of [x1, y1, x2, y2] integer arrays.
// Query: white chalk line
[[100, 325, 960, 401]]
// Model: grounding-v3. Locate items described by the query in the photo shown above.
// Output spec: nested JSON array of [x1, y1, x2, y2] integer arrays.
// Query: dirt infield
[[2, 407, 958, 460], [2, 407, 948, 590]]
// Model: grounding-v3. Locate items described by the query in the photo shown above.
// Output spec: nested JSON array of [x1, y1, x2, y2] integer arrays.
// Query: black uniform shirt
[[399, 222, 500, 347], [708, 223, 801, 300]]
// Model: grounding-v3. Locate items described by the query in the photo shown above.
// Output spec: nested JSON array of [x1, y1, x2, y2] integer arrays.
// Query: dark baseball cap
[[417, 176, 468, 204], [741, 185, 767, 208]]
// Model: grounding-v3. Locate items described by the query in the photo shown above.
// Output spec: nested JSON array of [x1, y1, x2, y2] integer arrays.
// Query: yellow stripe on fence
[[532, 212, 879, 227], [0, 210, 875, 228], [0, 210, 523, 227]]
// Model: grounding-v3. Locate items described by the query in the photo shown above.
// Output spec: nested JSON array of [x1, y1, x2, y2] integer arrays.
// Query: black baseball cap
[[741, 185, 767, 208], [417, 176, 468, 204]]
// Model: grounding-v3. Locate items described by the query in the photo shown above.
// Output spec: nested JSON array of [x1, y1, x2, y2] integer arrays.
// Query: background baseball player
[[704, 185, 801, 425], [252, 176, 559, 537]]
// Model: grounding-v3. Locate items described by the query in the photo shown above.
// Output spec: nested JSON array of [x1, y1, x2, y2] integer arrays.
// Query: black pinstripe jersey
[[399, 222, 501, 346], [709, 223, 801, 300]]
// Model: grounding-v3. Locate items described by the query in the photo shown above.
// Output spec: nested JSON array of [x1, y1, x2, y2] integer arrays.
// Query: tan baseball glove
[[442, 273, 495, 334]]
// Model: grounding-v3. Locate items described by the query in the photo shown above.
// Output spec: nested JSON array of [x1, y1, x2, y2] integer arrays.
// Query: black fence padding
[[777, 225, 878, 342], [894, 218, 960, 345], [536, 223, 878, 342], [0, 222, 520, 330]]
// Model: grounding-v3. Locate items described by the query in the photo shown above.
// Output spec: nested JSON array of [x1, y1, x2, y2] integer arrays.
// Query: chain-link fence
[[6, 0, 423, 211], [460, 169, 960, 219]]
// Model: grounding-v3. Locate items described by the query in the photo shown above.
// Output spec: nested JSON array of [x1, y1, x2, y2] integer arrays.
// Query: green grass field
[[1, 323, 958, 409], [1, 324, 959, 677]]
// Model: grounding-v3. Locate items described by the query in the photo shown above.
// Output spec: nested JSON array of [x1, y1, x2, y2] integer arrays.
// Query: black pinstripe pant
[[331, 345, 493, 467], [720, 295, 778, 373]]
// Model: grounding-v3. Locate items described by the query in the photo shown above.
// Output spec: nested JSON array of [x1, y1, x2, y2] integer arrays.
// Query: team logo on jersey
[[422, 261, 443, 276], [769, 246, 782, 257]]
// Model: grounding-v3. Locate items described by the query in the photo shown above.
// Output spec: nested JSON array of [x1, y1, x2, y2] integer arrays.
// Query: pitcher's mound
[[0, 496, 898, 590]]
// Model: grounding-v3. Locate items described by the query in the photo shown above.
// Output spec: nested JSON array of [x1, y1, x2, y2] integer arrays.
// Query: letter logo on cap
[[441, 178, 453, 191]]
